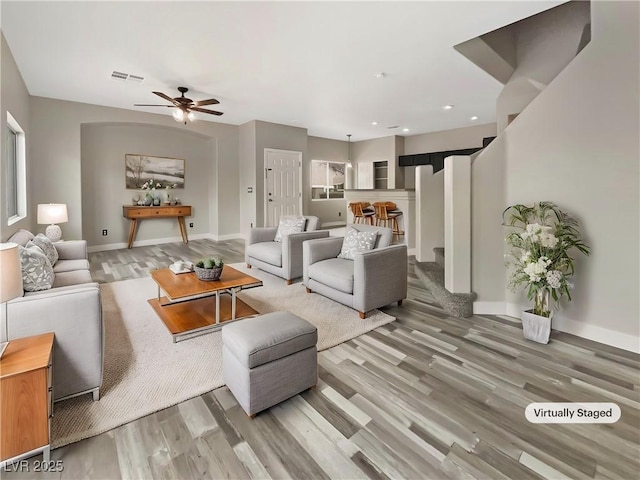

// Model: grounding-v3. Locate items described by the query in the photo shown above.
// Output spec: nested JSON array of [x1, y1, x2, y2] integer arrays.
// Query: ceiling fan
[[134, 86, 223, 124]]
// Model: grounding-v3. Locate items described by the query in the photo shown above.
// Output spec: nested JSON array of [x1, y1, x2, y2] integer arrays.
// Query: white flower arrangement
[[503, 202, 590, 317], [141, 180, 162, 191]]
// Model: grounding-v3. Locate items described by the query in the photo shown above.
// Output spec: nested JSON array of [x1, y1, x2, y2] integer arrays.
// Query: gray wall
[[29, 97, 239, 242], [352, 135, 403, 189], [496, 1, 591, 132], [307, 136, 348, 225], [403, 123, 497, 188], [475, 1, 639, 342], [1, 34, 32, 240], [254, 121, 308, 227], [238, 121, 257, 238], [80, 123, 214, 246]]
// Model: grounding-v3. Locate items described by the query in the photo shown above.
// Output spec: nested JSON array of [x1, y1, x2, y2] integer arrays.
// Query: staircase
[[414, 248, 476, 317]]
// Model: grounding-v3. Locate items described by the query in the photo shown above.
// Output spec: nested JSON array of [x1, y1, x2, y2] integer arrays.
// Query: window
[[311, 161, 345, 200], [6, 112, 26, 225]]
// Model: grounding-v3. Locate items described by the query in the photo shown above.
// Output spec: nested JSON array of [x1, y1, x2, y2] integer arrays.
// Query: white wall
[[403, 123, 497, 188], [415, 166, 444, 262], [474, 1, 639, 350]]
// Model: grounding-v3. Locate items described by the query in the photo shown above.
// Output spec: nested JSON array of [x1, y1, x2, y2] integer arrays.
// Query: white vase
[[521, 309, 552, 344]]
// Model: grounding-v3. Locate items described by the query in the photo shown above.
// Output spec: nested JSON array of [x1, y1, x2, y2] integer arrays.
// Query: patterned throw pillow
[[337, 227, 377, 260], [274, 216, 306, 242], [27, 234, 59, 266], [19, 245, 55, 292]]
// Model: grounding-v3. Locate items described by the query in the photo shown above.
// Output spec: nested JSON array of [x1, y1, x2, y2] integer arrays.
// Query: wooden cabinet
[[0, 333, 54, 465], [122, 205, 192, 248]]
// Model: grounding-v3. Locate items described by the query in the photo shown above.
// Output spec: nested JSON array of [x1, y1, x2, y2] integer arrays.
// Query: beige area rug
[[51, 264, 395, 448]]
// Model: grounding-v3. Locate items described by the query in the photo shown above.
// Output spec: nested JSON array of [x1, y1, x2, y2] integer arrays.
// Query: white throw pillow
[[27, 233, 59, 266], [19, 245, 55, 292], [274, 216, 306, 242], [337, 227, 377, 260]]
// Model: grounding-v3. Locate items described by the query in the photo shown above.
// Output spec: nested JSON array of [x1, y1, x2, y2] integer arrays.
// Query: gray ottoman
[[222, 311, 318, 417]]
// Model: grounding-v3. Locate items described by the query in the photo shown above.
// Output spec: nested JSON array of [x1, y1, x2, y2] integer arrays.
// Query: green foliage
[[502, 201, 590, 316], [195, 256, 224, 269]]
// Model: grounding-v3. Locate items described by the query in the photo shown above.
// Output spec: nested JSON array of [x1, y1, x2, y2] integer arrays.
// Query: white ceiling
[[1, 1, 561, 141]]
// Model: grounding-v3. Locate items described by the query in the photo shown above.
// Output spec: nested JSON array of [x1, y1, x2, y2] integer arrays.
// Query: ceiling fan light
[[173, 108, 184, 122], [187, 111, 196, 121]]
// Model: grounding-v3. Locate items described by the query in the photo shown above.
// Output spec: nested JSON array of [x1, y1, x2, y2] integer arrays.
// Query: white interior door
[[264, 149, 302, 226]]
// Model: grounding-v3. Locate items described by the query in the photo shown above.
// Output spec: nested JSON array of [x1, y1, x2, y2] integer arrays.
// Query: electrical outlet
[[102, 229, 108, 236], [189, 223, 194, 228]]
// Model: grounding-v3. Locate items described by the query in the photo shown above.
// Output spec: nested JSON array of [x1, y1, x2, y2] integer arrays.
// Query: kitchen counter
[[344, 190, 415, 253]]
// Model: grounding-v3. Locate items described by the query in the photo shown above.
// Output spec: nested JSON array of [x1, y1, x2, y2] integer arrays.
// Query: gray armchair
[[303, 224, 407, 318], [245, 216, 329, 284]]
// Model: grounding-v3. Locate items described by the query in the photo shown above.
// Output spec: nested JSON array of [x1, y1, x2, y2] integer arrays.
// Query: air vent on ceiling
[[127, 74, 145, 84], [387, 125, 399, 129], [111, 71, 145, 84], [111, 71, 128, 81]]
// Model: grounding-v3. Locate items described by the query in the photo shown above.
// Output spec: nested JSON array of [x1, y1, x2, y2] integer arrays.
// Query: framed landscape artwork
[[125, 154, 185, 189]]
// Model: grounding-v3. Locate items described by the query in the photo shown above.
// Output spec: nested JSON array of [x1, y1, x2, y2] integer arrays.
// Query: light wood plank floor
[[5, 239, 639, 480]]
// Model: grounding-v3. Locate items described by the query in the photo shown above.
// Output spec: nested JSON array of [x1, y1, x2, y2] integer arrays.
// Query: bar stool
[[373, 202, 404, 237], [349, 202, 374, 225]]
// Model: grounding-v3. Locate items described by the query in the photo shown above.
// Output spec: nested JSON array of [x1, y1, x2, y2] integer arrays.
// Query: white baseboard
[[87, 233, 243, 252], [473, 302, 509, 315], [473, 301, 640, 353], [211, 233, 243, 241]]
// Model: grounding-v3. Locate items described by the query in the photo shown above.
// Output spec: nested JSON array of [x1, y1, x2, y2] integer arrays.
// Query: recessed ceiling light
[[470, 116, 479, 121], [371, 121, 378, 126], [402, 128, 410, 132], [442, 105, 454, 110]]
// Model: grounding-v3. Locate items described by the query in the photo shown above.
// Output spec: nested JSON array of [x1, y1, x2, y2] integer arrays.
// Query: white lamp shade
[[0, 243, 23, 302], [37, 203, 68, 224]]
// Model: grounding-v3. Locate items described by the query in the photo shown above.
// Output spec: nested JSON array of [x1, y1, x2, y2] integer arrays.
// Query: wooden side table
[[0, 333, 54, 466], [122, 205, 192, 248]]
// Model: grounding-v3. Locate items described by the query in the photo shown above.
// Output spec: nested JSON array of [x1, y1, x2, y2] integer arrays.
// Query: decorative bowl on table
[[194, 256, 224, 281]]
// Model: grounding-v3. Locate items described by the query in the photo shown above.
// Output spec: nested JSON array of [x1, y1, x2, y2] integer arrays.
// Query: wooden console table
[[122, 205, 192, 249]]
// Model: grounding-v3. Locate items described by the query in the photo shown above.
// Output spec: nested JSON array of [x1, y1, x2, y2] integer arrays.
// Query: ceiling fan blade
[[194, 98, 220, 106], [153, 91, 180, 106], [190, 106, 224, 116], [133, 104, 173, 107]]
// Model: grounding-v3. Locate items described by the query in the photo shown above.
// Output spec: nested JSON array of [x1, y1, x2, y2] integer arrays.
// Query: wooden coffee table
[[148, 266, 263, 342]]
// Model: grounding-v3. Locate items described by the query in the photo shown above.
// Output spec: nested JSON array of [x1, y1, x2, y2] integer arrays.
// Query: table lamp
[[0, 243, 23, 358], [37, 203, 68, 242]]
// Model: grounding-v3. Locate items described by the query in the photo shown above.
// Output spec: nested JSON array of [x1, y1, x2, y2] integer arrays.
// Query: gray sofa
[[303, 224, 407, 318], [6, 229, 104, 402], [245, 216, 329, 284]]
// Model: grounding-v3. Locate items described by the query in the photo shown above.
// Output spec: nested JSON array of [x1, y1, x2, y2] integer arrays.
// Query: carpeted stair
[[414, 248, 476, 317]]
